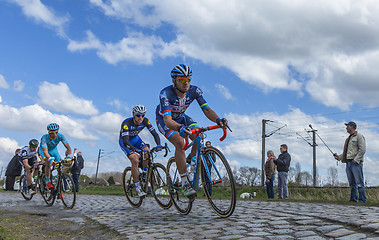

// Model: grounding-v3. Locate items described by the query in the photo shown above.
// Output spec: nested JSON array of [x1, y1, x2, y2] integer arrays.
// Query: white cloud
[[0, 137, 20, 155], [13, 80, 25, 92], [215, 84, 234, 100], [0, 74, 10, 89], [8, 0, 69, 36], [38, 81, 99, 116], [84, 0, 379, 108], [89, 112, 124, 142]]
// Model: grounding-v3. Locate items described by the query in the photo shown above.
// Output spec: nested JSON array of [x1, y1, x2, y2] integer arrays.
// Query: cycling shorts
[[119, 135, 147, 157], [156, 113, 199, 141]]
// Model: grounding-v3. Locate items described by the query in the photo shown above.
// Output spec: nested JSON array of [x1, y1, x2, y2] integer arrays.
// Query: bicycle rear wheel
[[19, 175, 33, 200], [59, 173, 76, 209], [201, 147, 236, 218], [150, 163, 172, 209], [166, 157, 193, 215], [122, 166, 143, 207], [39, 173, 56, 206]]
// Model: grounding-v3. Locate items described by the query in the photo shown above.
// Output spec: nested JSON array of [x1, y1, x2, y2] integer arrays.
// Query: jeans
[[278, 171, 288, 199], [72, 173, 80, 192], [266, 174, 275, 199], [346, 161, 367, 203]]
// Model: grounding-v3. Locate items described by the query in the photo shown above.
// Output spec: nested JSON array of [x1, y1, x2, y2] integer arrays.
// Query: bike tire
[[122, 166, 143, 208], [150, 163, 172, 209], [39, 173, 56, 207], [200, 147, 236, 218], [19, 175, 33, 201], [59, 172, 76, 209], [166, 157, 193, 215]]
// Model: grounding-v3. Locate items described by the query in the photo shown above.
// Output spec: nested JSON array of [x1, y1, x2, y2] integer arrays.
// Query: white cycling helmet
[[132, 105, 146, 116]]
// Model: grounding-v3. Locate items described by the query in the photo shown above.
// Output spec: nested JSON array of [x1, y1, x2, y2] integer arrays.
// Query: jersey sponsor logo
[[148, 120, 151, 125], [123, 125, 129, 130]]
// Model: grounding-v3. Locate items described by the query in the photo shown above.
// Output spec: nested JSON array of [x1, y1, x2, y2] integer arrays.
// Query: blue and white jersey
[[156, 85, 209, 120], [40, 133, 68, 151]]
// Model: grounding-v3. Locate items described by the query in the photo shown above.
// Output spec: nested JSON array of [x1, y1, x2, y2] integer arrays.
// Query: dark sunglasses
[[135, 114, 145, 118]]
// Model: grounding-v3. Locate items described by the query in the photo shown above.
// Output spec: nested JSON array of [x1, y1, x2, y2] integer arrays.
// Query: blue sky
[[1, 0, 379, 186]]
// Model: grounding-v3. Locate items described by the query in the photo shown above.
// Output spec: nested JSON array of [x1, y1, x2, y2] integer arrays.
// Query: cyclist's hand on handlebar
[[216, 118, 228, 128], [48, 157, 55, 164], [156, 145, 163, 151], [179, 125, 191, 137]]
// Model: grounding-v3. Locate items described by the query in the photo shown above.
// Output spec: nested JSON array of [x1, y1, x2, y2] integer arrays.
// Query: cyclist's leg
[[183, 114, 200, 161], [133, 137, 149, 169], [157, 115, 196, 196], [22, 158, 33, 186]]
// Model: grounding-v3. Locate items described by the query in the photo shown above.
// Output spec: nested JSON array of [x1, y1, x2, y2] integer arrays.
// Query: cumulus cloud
[[8, 0, 69, 36], [0, 74, 10, 89], [89, 112, 124, 141], [38, 82, 99, 116]]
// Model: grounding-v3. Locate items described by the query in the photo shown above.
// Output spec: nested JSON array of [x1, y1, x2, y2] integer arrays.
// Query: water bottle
[[141, 167, 148, 183], [188, 157, 196, 180]]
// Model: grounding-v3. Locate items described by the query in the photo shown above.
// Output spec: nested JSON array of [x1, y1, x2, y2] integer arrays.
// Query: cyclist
[[18, 139, 40, 194], [39, 123, 72, 189], [119, 105, 163, 197], [156, 64, 228, 197]]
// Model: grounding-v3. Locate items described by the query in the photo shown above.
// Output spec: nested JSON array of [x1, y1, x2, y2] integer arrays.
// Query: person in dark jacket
[[273, 144, 291, 199], [71, 148, 84, 192], [5, 149, 21, 190]]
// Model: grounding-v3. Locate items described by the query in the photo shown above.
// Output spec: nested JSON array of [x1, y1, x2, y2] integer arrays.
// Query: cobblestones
[[1, 192, 379, 239]]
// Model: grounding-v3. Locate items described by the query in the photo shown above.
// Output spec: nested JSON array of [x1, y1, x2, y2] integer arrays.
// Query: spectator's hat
[[345, 121, 357, 129]]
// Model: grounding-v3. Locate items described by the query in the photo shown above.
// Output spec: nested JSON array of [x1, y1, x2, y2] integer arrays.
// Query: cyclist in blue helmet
[[156, 64, 228, 197], [39, 123, 72, 189]]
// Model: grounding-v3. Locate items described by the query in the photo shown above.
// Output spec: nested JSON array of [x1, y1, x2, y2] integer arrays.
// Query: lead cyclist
[[38, 123, 72, 189], [155, 64, 227, 197]]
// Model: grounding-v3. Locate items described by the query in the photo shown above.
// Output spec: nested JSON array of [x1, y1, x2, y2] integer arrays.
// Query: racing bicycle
[[166, 125, 236, 218], [40, 158, 76, 209], [19, 162, 46, 200], [122, 143, 172, 209]]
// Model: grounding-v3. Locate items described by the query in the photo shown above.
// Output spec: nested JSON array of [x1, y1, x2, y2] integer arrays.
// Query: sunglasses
[[135, 114, 145, 118], [49, 130, 58, 134], [176, 77, 191, 84]]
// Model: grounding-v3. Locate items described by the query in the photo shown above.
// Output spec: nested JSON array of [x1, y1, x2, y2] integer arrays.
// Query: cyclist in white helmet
[[119, 105, 162, 197]]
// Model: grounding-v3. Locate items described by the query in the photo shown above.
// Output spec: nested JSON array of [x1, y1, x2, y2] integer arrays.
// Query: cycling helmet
[[47, 123, 59, 131], [132, 105, 147, 116], [29, 139, 39, 148], [170, 64, 192, 78]]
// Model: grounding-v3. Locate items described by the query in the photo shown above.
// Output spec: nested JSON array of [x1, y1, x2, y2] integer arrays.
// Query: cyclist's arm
[[64, 142, 72, 157], [145, 118, 161, 146], [163, 115, 183, 132], [122, 136, 139, 152], [42, 147, 51, 160]]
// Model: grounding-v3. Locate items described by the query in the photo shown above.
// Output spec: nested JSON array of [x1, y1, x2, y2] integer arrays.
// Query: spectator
[[5, 149, 21, 191], [273, 144, 291, 199], [265, 150, 276, 199], [71, 148, 84, 192], [333, 121, 367, 203]]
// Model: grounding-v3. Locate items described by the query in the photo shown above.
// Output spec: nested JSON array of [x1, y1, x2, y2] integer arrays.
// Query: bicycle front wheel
[[122, 167, 143, 208], [150, 163, 172, 209], [39, 173, 56, 206], [201, 146, 236, 218], [59, 173, 76, 209], [166, 157, 193, 215], [19, 175, 33, 201]]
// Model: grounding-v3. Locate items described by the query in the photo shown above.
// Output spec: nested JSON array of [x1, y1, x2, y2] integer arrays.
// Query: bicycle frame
[[174, 125, 227, 192]]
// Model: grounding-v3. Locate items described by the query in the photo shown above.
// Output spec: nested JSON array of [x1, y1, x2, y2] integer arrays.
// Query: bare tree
[[328, 167, 338, 186], [238, 167, 260, 186]]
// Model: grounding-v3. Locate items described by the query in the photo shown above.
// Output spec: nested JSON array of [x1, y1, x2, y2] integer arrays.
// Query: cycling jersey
[[119, 117, 161, 156], [155, 85, 208, 140], [39, 133, 68, 161], [17, 146, 38, 168], [156, 85, 209, 120]]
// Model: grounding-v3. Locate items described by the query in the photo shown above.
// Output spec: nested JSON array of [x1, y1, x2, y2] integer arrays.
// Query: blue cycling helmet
[[170, 64, 192, 78], [47, 123, 59, 131]]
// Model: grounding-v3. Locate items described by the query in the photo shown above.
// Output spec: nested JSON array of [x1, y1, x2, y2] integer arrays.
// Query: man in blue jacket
[[274, 144, 291, 199]]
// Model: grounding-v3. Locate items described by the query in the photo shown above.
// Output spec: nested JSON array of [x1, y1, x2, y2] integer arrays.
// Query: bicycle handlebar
[[150, 142, 170, 157], [183, 125, 230, 150]]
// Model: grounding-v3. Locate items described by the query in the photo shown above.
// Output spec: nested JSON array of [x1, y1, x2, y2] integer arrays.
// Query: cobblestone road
[[1, 192, 379, 239]]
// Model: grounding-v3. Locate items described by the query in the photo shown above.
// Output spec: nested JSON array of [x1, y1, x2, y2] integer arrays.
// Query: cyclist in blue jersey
[[156, 64, 228, 197], [39, 123, 72, 189], [119, 105, 162, 197]]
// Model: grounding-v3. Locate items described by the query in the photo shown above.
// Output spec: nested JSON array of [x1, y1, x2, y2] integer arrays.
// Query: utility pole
[[261, 119, 286, 186], [95, 149, 103, 185], [308, 124, 318, 187]]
